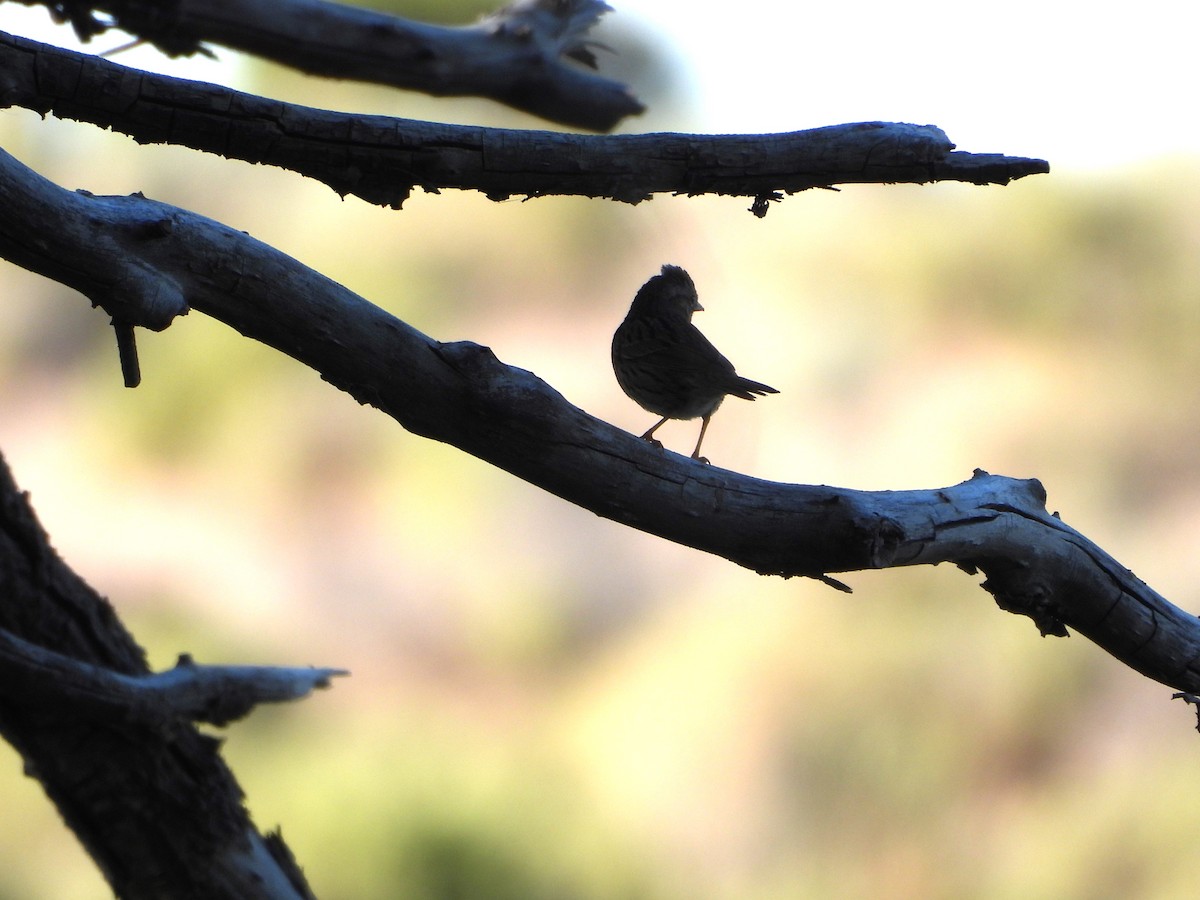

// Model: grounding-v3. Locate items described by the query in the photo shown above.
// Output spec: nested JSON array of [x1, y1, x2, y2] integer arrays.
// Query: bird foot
[[691, 455, 711, 465], [639, 435, 664, 449]]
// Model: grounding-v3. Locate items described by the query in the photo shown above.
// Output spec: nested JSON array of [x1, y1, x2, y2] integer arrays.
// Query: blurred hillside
[[1, 7, 1200, 900]]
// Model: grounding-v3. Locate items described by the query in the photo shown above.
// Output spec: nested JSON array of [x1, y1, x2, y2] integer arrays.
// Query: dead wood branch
[[0, 146, 1187, 697], [6, 0, 642, 130], [0, 30, 1048, 209]]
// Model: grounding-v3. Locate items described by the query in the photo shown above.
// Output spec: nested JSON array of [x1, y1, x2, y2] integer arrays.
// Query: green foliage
[[358, 0, 499, 25]]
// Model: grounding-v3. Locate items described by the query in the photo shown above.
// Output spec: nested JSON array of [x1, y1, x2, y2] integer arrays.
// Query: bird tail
[[730, 377, 779, 400]]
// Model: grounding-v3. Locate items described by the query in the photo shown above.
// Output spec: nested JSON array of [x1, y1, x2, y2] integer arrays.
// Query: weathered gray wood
[[1, 146, 1190, 695], [0, 30, 1048, 209], [0, 630, 346, 726], [4, 0, 642, 130], [0, 452, 317, 899]]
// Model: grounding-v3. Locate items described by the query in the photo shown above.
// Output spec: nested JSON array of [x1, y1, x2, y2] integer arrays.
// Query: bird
[[612, 264, 778, 463]]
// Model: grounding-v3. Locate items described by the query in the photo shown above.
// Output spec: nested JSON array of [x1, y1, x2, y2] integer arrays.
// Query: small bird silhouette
[[612, 264, 778, 463]]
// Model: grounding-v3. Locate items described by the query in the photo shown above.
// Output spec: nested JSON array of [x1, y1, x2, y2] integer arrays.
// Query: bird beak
[[694, 302, 704, 312]]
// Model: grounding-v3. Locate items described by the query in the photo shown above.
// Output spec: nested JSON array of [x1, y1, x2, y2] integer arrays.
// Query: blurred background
[[1, 1, 1199, 897]]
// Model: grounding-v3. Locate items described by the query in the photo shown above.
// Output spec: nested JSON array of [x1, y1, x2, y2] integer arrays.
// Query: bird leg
[[639, 416, 669, 449], [690, 416, 713, 464]]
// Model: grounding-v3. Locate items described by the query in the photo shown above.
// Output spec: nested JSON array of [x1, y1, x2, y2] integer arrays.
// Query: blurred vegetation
[[358, 0, 497, 24], [1, 8, 1200, 900]]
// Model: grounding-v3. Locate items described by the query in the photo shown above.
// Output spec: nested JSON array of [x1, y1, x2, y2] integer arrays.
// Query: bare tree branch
[[7, 0, 643, 130], [0, 145, 1192, 695], [0, 630, 347, 726], [0, 447, 318, 899], [0, 30, 1049, 210]]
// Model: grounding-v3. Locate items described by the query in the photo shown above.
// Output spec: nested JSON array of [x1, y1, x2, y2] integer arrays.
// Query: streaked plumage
[[612, 264, 778, 462]]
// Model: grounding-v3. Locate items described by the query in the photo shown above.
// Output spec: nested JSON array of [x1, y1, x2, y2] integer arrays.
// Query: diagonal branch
[[8, 0, 643, 130], [0, 145, 1193, 696], [0, 445, 318, 898], [0, 30, 1049, 210]]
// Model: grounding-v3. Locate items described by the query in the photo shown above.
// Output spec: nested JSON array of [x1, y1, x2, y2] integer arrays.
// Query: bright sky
[[626, 1, 1200, 171], [1, 2, 1198, 171]]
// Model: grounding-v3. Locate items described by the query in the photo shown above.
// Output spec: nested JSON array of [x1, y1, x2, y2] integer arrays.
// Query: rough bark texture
[[0, 146, 1194, 696], [0, 629, 345, 727], [0, 30, 1049, 210], [7, 0, 642, 130], [0, 453, 316, 898]]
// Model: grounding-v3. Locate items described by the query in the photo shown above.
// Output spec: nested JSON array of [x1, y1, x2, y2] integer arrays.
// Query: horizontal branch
[[0, 630, 347, 726], [0, 30, 1049, 209], [8, 0, 641, 130], [0, 146, 1191, 695]]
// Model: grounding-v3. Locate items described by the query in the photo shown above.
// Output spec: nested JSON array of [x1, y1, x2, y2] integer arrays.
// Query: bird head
[[631, 264, 703, 321]]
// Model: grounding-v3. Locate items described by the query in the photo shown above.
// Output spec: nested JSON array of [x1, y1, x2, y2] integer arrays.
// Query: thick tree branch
[[8, 0, 642, 130], [0, 146, 1192, 696], [0, 447, 319, 898], [0, 30, 1049, 209]]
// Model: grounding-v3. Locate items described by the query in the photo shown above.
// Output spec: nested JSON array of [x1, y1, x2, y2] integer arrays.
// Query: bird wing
[[614, 318, 776, 400], [657, 324, 738, 379], [666, 328, 778, 399]]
